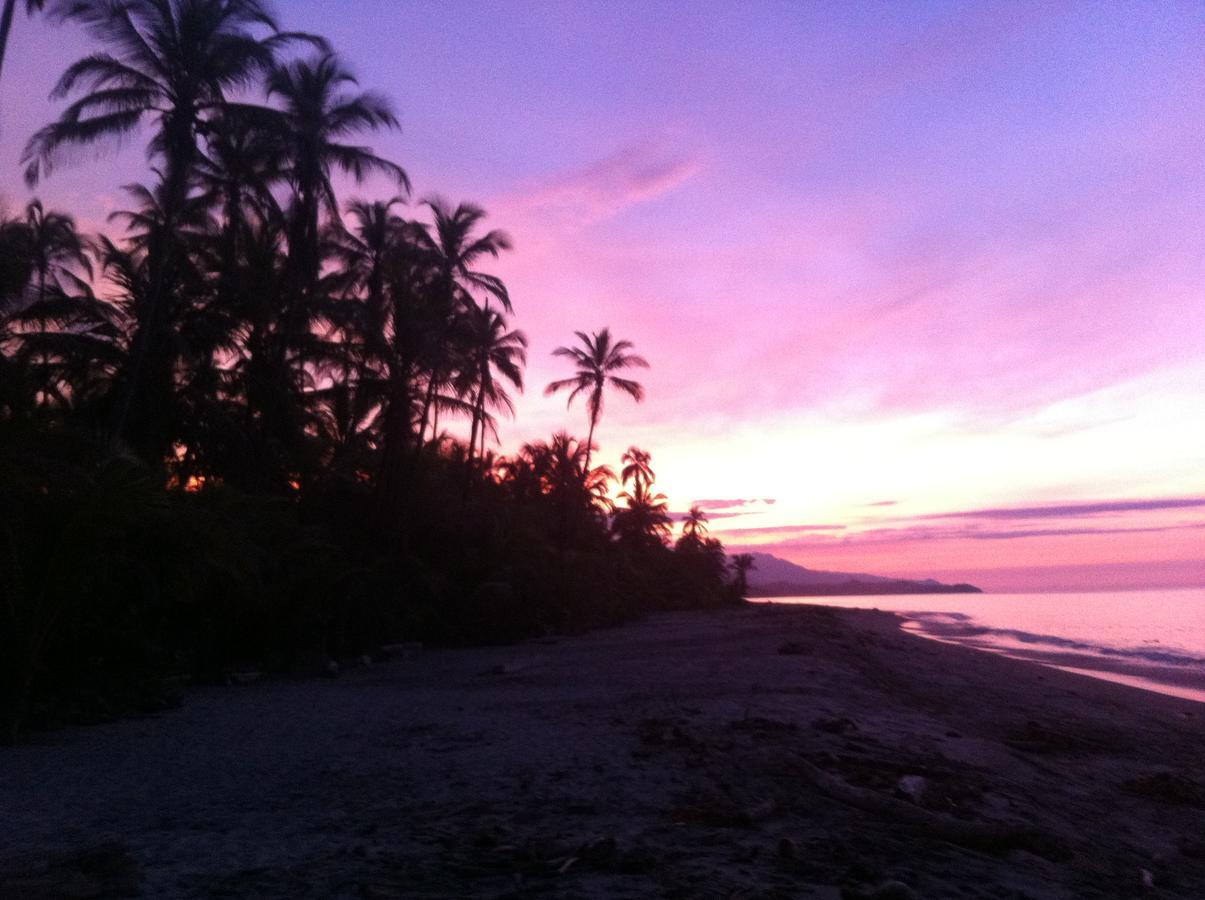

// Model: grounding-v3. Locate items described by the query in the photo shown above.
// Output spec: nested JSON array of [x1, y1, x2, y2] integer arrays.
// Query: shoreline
[[761, 593, 1205, 707], [895, 620, 1205, 706], [4, 603, 1205, 897]]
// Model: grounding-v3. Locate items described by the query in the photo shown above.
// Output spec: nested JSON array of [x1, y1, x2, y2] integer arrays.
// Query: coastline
[[4, 603, 1205, 898]]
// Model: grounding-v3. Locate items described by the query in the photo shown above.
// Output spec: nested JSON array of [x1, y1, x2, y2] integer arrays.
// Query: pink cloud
[[504, 139, 703, 228]]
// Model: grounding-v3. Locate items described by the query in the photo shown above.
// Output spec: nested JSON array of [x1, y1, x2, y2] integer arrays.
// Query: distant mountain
[[735, 552, 981, 596]]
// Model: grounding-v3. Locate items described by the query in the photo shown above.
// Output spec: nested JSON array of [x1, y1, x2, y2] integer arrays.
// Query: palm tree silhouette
[[613, 480, 672, 548], [0, 201, 116, 409], [13, 200, 92, 303], [330, 197, 407, 357], [681, 505, 709, 542], [24, 0, 308, 454], [460, 304, 526, 469], [729, 553, 756, 598], [620, 446, 654, 494], [264, 52, 407, 307], [545, 328, 648, 471], [413, 199, 512, 442]]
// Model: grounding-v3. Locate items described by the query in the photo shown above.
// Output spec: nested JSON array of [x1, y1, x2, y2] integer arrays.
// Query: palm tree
[[681, 505, 709, 542], [23, 0, 308, 456], [518, 432, 614, 510], [18, 200, 92, 302], [264, 52, 407, 304], [328, 196, 407, 358], [413, 198, 512, 442], [460, 304, 525, 469], [545, 328, 648, 471], [613, 480, 671, 548], [620, 446, 654, 493], [730, 553, 756, 597], [0, 200, 119, 413], [418, 199, 512, 311], [3, 215, 122, 414]]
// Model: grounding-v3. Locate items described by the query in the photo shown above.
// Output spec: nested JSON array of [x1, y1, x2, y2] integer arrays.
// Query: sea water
[[767, 588, 1205, 703]]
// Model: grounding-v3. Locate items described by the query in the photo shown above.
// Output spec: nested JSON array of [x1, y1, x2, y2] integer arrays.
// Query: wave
[[905, 612, 1205, 669]]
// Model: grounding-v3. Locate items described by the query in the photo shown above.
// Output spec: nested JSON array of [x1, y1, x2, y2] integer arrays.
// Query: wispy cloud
[[715, 523, 849, 540], [921, 496, 1205, 522], [507, 139, 703, 227], [728, 521, 1205, 552], [692, 498, 777, 510]]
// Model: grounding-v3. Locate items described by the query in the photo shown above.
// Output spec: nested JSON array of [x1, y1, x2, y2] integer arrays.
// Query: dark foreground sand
[[4, 604, 1205, 899]]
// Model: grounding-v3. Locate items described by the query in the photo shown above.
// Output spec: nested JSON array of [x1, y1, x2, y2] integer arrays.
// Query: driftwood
[[793, 757, 1071, 861]]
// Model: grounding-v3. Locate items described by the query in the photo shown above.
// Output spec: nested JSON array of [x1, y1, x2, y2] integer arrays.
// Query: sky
[[1, 1, 1203, 591]]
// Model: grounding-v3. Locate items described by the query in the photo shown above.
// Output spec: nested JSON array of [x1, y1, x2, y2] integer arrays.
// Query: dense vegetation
[[0, 1, 743, 740]]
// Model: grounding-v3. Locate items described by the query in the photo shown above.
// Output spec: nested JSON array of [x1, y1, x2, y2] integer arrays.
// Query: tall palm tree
[[328, 196, 406, 358], [460, 304, 525, 469], [319, 196, 408, 462], [413, 198, 512, 443], [418, 198, 512, 311], [545, 328, 648, 471], [264, 52, 407, 305], [23, 0, 308, 456]]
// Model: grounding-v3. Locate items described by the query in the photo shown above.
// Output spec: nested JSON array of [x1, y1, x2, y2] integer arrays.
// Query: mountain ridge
[[735, 551, 982, 596]]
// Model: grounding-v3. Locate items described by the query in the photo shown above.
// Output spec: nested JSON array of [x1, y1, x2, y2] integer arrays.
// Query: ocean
[[765, 588, 1205, 704]]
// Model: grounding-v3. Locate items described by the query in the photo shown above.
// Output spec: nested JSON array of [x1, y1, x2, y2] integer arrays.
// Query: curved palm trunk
[[0, 0, 17, 88]]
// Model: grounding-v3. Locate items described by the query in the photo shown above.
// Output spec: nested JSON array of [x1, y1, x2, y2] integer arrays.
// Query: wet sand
[[3, 603, 1205, 898]]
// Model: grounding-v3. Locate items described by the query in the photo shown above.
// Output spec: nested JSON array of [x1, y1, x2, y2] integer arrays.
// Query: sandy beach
[[4, 603, 1205, 899]]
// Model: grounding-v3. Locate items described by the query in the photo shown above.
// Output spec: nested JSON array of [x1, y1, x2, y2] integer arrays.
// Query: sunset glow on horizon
[[3, 1, 1202, 591]]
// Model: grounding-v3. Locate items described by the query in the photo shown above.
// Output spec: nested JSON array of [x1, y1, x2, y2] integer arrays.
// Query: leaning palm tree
[[545, 328, 648, 471], [23, 0, 310, 455]]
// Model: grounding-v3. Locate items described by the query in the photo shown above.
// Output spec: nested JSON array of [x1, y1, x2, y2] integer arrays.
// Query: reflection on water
[[766, 588, 1205, 704]]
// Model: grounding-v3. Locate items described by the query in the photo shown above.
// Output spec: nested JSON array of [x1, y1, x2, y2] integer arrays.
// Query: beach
[[4, 603, 1205, 899]]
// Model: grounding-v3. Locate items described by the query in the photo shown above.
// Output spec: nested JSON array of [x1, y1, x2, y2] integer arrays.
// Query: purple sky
[[2, 1, 1203, 590]]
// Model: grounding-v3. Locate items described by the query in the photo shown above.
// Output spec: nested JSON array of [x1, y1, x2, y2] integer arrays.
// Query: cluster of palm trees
[[0, 4, 747, 727], [0, 1, 677, 509], [0, 3, 519, 493]]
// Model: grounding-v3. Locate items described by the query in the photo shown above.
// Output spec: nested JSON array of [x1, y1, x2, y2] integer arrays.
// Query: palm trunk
[[583, 416, 596, 474], [0, 0, 16, 88], [584, 388, 601, 474], [110, 126, 194, 459], [466, 386, 481, 469], [416, 366, 440, 447]]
